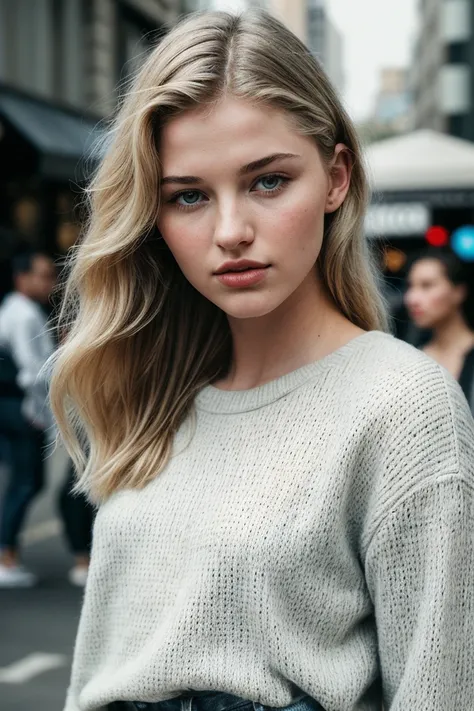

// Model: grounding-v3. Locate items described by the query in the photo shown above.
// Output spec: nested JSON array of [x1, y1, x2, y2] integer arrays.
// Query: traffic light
[[424, 225, 449, 247], [451, 226, 474, 262]]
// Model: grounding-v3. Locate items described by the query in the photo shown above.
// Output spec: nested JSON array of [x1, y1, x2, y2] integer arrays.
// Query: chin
[[216, 293, 283, 320], [412, 317, 433, 330]]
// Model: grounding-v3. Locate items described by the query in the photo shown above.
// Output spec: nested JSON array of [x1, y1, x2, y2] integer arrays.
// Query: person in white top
[[0, 251, 56, 587], [49, 11, 474, 711]]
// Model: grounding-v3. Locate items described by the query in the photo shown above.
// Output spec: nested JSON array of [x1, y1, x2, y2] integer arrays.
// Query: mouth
[[218, 266, 270, 274], [214, 265, 271, 288], [214, 260, 271, 275]]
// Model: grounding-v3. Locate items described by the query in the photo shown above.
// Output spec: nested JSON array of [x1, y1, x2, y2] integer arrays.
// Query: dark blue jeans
[[58, 459, 95, 555], [109, 690, 324, 711], [0, 397, 45, 550]]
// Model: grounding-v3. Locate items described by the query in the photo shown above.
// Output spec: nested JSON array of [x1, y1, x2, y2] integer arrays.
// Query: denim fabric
[[0, 397, 45, 547], [109, 691, 324, 711]]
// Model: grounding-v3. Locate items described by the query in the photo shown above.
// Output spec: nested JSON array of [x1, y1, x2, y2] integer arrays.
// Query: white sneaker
[[0, 563, 37, 588], [68, 565, 89, 587]]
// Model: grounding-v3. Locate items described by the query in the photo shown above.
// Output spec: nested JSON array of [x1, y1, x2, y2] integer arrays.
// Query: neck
[[431, 311, 474, 351], [218, 271, 364, 390]]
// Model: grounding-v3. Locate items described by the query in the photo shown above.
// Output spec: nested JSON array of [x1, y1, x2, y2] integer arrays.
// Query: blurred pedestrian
[[0, 251, 56, 587], [53, 11, 474, 711], [404, 249, 474, 411]]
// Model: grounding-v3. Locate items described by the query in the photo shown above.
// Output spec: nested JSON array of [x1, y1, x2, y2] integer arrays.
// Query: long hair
[[49, 10, 388, 502]]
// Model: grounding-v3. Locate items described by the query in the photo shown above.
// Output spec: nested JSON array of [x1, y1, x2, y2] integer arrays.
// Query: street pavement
[[0, 445, 83, 711]]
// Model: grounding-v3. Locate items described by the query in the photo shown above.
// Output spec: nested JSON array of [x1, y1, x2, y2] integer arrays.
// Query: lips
[[214, 260, 270, 275], [215, 265, 270, 288]]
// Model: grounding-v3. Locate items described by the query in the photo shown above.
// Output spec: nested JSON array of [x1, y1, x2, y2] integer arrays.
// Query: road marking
[[21, 518, 62, 546], [0, 653, 68, 683]]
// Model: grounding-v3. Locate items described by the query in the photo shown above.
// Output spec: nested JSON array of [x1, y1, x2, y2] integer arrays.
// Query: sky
[[208, 0, 419, 123]]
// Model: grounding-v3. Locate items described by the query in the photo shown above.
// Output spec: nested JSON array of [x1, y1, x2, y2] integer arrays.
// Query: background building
[[184, 1, 265, 10], [324, 18, 345, 97], [372, 68, 411, 136], [411, 0, 474, 141], [0, 0, 181, 293], [267, 0, 345, 95]]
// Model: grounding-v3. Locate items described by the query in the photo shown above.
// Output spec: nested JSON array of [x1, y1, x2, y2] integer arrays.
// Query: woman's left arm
[[364, 370, 474, 710]]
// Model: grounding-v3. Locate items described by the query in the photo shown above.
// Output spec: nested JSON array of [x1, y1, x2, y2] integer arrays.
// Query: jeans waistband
[[109, 691, 255, 711], [108, 690, 317, 711]]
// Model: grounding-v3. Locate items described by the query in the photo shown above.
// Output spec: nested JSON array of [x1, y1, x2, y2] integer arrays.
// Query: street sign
[[366, 202, 430, 238]]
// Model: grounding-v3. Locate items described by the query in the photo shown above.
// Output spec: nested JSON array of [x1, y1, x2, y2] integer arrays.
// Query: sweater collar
[[195, 330, 388, 414]]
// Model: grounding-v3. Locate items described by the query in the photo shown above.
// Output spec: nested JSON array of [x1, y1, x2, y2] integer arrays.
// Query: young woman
[[50, 11, 474, 711], [405, 249, 474, 412]]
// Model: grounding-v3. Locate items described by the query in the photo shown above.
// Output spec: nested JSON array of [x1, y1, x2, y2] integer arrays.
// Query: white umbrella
[[365, 129, 474, 192]]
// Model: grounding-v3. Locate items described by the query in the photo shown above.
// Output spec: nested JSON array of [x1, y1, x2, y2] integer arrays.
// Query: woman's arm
[[363, 367, 474, 709], [365, 475, 473, 709]]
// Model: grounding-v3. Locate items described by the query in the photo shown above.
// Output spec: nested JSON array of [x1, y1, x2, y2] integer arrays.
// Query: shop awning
[[366, 129, 474, 194], [0, 85, 106, 181]]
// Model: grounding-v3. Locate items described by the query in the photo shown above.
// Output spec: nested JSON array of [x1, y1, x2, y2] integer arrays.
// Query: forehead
[[411, 259, 446, 280], [159, 97, 314, 170]]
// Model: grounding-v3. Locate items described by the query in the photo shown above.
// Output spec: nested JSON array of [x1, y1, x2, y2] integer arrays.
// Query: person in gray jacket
[[0, 251, 56, 587]]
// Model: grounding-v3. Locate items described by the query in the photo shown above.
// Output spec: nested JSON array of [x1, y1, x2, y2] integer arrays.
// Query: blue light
[[451, 226, 474, 261]]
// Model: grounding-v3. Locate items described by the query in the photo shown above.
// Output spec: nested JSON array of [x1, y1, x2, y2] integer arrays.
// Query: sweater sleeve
[[363, 369, 474, 710], [365, 477, 474, 709]]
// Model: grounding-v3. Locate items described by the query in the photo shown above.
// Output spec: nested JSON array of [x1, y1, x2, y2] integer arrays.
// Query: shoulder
[[354, 333, 474, 549], [349, 331, 458, 406], [336, 331, 453, 421], [352, 330, 437, 376], [1, 293, 40, 320], [321, 331, 466, 449], [356, 331, 472, 461]]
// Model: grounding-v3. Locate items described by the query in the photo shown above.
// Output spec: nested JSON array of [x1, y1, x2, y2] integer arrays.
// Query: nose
[[213, 198, 255, 251]]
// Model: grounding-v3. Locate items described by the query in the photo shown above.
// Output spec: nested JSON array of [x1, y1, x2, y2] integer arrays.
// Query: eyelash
[[168, 173, 291, 212]]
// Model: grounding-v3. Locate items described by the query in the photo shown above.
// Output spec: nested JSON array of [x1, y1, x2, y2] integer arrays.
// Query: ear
[[325, 144, 353, 214]]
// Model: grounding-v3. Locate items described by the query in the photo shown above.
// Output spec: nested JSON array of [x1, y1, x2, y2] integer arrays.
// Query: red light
[[425, 225, 449, 247]]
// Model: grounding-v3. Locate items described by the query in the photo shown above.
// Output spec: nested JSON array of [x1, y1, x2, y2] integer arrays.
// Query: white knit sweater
[[64, 331, 474, 711]]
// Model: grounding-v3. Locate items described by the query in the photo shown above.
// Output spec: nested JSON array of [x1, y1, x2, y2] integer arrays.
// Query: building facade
[[0, 0, 179, 121], [0, 0, 181, 286], [184, 1, 265, 11], [373, 68, 411, 135], [324, 17, 345, 97], [411, 0, 474, 140]]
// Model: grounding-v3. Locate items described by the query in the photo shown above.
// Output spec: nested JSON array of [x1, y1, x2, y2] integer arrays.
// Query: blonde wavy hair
[[49, 10, 388, 502]]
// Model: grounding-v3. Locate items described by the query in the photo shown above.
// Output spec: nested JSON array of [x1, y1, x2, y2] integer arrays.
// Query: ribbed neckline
[[195, 330, 390, 414]]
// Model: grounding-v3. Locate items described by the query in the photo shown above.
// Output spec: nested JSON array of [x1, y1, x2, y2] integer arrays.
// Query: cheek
[[429, 288, 455, 313], [158, 215, 206, 270], [269, 195, 326, 254]]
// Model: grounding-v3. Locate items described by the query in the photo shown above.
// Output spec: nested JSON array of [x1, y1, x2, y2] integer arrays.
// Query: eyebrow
[[160, 153, 300, 186]]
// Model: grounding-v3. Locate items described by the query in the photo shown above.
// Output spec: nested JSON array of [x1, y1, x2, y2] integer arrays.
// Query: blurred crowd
[[0, 246, 474, 589]]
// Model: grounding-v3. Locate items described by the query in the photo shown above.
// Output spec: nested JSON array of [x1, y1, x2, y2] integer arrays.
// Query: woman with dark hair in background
[[405, 249, 474, 413]]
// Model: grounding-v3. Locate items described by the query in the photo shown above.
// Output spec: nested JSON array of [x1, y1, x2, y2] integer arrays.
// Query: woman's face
[[157, 97, 350, 320], [404, 259, 466, 329]]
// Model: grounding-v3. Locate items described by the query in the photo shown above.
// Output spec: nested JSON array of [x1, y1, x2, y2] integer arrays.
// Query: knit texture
[[64, 331, 474, 711]]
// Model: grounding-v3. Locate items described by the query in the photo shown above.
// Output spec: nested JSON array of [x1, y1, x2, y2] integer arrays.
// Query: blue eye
[[261, 176, 280, 190], [253, 175, 287, 193], [176, 190, 202, 206]]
